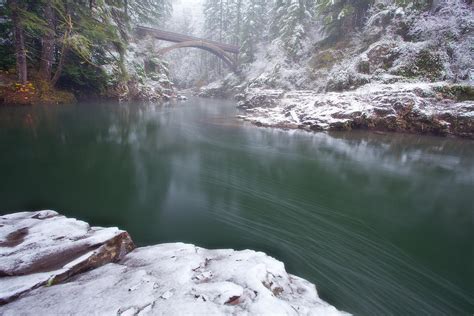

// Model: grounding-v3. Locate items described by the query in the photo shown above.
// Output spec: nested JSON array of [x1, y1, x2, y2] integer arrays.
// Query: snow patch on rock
[[0, 211, 135, 304], [238, 82, 474, 138], [0, 212, 347, 314], [1, 243, 347, 315]]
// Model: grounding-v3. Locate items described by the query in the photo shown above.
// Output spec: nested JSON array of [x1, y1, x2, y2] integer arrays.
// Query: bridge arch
[[135, 26, 240, 73], [157, 41, 238, 72]]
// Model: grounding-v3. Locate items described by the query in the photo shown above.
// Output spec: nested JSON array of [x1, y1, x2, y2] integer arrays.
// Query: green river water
[[0, 97, 473, 315]]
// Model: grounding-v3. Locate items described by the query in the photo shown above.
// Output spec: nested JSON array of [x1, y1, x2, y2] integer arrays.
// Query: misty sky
[[172, 0, 204, 20], [168, 0, 205, 33]]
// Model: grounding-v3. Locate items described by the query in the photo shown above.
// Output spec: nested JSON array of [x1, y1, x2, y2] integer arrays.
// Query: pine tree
[[240, 0, 270, 64], [270, 0, 313, 59], [315, 0, 373, 40], [6, 0, 27, 84], [0, 0, 172, 88], [203, 0, 235, 75], [126, 0, 172, 25], [39, 1, 55, 81]]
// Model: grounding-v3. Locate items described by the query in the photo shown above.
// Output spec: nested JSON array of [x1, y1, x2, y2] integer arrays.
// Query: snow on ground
[[1, 243, 347, 315], [0, 212, 347, 315], [237, 82, 474, 138], [0, 211, 134, 304]]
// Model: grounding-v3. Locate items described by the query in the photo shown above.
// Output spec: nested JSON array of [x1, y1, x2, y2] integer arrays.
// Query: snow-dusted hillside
[[244, 0, 473, 90], [236, 0, 473, 138]]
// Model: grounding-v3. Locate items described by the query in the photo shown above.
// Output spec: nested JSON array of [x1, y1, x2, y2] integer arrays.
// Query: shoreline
[[235, 82, 474, 140]]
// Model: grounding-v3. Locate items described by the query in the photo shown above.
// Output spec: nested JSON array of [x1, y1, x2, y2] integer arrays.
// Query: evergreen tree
[[204, 0, 222, 41], [0, 0, 171, 88], [126, 0, 172, 25], [203, 0, 242, 75], [240, 0, 270, 64], [315, 0, 373, 40], [38, 1, 54, 81], [203, 0, 274, 72], [270, 0, 313, 59], [6, 0, 28, 84]]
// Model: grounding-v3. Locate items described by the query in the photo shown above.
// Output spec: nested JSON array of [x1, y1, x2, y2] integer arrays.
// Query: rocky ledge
[[0, 211, 346, 315], [236, 83, 474, 139], [0, 211, 135, 304]]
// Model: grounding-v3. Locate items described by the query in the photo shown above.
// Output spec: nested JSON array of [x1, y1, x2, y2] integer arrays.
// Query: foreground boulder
[[238, 83, 474, 139], [0, 211, 135, 304], [0, 243, 344, 315], [0, 212, 346, 315]]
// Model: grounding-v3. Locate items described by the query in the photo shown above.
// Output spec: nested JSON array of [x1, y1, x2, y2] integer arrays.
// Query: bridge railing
[[136, 26, 240, 55]]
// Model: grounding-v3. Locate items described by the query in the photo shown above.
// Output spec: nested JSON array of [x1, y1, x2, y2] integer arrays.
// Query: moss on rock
[[309, 49, 344, 70], [434, 84, 474, 101], [326, 73, 370, 92], [365, 43, 400, 74], [396, 49, 445, 81]]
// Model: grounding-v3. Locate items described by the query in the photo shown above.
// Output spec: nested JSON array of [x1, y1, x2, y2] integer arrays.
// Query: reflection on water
[[0, 98, 473, 314]]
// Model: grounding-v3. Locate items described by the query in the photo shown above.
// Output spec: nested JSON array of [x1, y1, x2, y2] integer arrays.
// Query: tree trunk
[[51, 47, 68, 87], [39, 2, 55, 82], [236, 0, 242, 45], [51, 15, 72, 87], [218, 0, 224, 75], [8, 0, 27, 84]]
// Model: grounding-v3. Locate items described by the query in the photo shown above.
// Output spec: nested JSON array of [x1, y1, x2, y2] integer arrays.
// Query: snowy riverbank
[[0, 211, 346, 315], [237, 82, 473, 139]]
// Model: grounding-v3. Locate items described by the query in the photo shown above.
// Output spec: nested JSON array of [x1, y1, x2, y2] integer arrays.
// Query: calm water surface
[[0, 98, 473, 315]]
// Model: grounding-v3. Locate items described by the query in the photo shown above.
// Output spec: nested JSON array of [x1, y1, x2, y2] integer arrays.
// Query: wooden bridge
[[136, 26, 240, 72]]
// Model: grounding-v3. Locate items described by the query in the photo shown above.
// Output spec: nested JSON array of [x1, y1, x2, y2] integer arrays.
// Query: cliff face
[[0, 211, 346, 315], [236, 0, 473, 138]]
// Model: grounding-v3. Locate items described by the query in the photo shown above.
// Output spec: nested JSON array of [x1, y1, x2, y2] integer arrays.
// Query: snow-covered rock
[[0, 211, 135, 304], [0, 212, 346, 315], [0, 243, 346, 315], [198, 74, 244, 98], [238, 83, 474, 138]]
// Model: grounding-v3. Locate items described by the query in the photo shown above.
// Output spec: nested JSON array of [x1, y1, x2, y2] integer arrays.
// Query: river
[[0, 97, 473, 314]]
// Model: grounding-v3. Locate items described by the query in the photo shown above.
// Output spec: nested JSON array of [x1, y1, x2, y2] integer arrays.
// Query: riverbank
[[202, 0, 474, 139], [236, 82, 474, 139], [0, 211, 345, 315], [0, 72, 76, 106]]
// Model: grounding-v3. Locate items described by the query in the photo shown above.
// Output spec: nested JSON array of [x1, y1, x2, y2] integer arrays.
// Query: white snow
[[0, 211, 133, 304], [240, 0, 473, 95], [0, 243, 348, 315], [238, 82, 474, 135], [0, 212, 347, 314]]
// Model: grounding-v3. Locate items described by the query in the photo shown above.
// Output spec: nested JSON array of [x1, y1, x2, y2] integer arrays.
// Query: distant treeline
[[202, 0, 472, 68]]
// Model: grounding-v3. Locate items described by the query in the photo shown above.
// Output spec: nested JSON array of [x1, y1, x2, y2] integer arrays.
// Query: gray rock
[[237, 83, 474, 138], [0, 212, 347, 315], [0, 211, 135, 304], [0, 243, 346, 315]]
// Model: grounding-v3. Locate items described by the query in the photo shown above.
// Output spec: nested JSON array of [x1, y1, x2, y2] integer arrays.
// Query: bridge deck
[[136, 26, 240, 54]]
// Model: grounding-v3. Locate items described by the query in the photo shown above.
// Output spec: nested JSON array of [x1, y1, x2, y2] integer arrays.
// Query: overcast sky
[[167, 0, 205, 34], [171, 0, 204, 20]]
